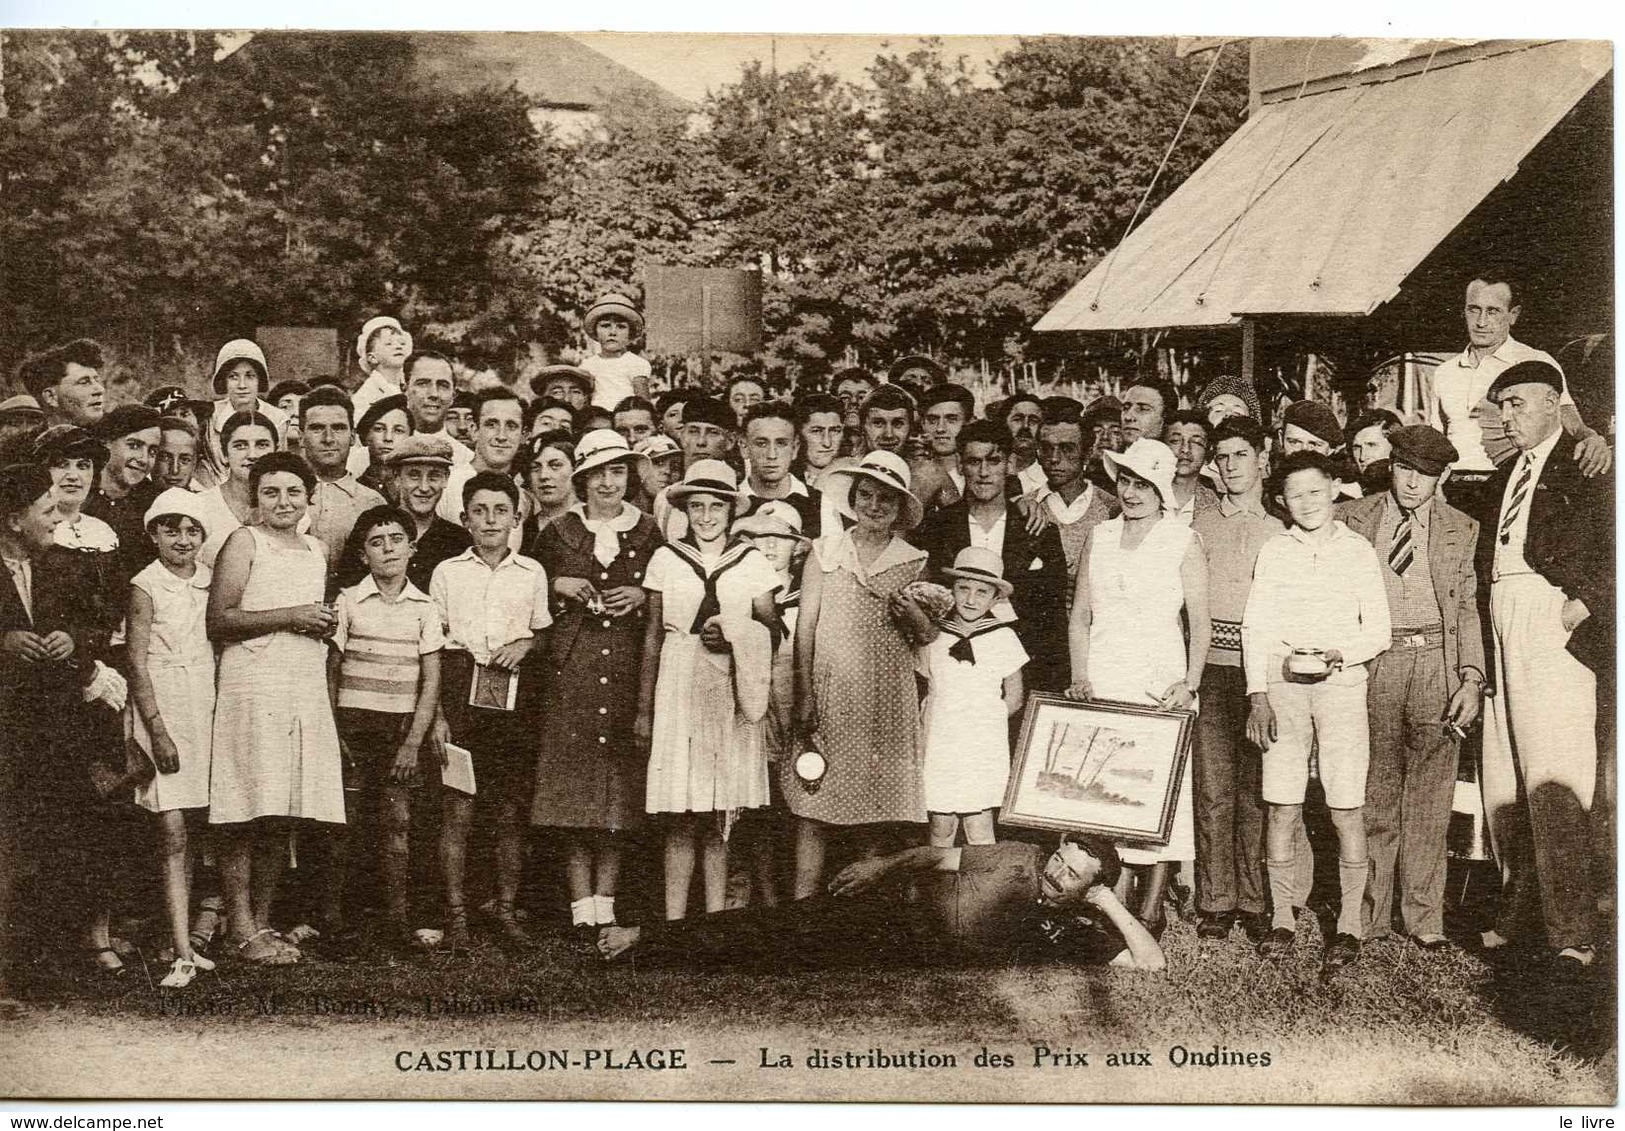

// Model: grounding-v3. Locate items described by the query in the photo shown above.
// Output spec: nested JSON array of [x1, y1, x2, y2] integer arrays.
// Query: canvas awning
[[1035, 40, 1613, 333]]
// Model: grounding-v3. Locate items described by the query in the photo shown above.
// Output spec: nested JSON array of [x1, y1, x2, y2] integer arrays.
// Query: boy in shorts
[[327, 505, 445, 953], [1243, 451, 1390, 972], [429, 471, 552, 951]]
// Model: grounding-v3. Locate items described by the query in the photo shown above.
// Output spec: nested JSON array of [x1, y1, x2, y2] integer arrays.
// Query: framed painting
[[1000, 692, 1195, 844]]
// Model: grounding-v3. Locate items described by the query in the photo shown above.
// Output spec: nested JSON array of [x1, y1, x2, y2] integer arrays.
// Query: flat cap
[[93, 403, 163, 440], [1387, 425, 1458, 477], [1487, 360, 1564, 402], [680, 396, 735, 431], [385, 432, 454, 468], [1282, 400, 1344, 449]]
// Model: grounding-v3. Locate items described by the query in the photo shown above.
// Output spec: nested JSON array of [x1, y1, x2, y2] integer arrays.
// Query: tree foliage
[[0, 31, 1247, 385]]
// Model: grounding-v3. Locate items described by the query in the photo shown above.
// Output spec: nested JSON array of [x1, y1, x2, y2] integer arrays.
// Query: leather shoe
[[1323, 932, 1362, 971], [1240, 912, 1270, 942], [1258, 927, 1296, 959], [1196, 912, 1234, 940]]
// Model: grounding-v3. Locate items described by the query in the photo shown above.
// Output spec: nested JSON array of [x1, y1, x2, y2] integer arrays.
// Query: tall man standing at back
[[1427, 274, 1609, 517], [1476, 360, 1612, 975], [301, 385, 386, 578], [1337, 426, 1484, 949], [914, 420, 1069, 694]]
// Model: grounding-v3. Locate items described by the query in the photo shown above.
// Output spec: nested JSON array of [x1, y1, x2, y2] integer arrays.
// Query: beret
[[1281, 400, 1344, 449], [1196, 374, 1262, 420], [94, 403, 163, 441], [357, 394, 409, 437], [1487, 360, 1564, 402], [1387, 425, 1458, 477]]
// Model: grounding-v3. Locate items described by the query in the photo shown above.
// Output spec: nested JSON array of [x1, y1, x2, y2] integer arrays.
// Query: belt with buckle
[[1391, 626, 1444, 649]]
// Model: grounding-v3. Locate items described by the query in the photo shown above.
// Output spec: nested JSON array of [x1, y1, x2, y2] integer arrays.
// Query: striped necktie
[[1388, 509, 1414, 576], [1498, 454, 1535, 545]]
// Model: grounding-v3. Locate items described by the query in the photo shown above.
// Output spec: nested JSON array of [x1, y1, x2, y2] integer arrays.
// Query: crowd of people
[[0, 272, 1612, 1001]]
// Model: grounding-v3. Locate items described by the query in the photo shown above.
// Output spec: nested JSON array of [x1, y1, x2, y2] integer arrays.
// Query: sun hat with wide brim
[[666, 458, 745, 506], [571, 428, 650, 484], [822, 449, 925, 531], [1102, 437, 1177, 506], [143, 485, 213, 537], [941, 545, 1014, 599], [0, 393, 45, 421], [212, 339, 269, 396], [732, 499, 811, 544], [583, 293, 645, 338], [529, 364, 595, 399], [634, 434, 683, 463]]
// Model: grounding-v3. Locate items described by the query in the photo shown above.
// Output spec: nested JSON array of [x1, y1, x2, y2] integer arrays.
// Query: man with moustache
[[830, 367, 878, 459], [300, 384, 386, 580], [1475, 361, 1612, 975], [1337, 425, 1484, 949], [1000, 393, 1048, 497]]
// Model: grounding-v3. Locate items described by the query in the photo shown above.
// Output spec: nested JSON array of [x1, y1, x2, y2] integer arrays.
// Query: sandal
[[159, 957, 204, 988], [236, 927, 300, 966]]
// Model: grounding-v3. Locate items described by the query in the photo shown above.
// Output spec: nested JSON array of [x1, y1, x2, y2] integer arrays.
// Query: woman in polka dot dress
[[790, 451, 938, 898]]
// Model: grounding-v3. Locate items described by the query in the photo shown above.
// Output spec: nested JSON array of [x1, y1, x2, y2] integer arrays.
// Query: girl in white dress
[[919, 547, 1028, 848], [194, 412, 278, 568], [635, 460, 779, 920], [1067, 439, 1210, 934], [128, 488, 216, 988], [207, 452, 343, 966]]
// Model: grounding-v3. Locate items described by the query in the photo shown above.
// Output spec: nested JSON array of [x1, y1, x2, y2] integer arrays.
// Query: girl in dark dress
[[530, 430, 661, 937]]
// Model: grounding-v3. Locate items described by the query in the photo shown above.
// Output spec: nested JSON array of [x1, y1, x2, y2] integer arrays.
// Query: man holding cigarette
[[1337, 425, 1485, 949]]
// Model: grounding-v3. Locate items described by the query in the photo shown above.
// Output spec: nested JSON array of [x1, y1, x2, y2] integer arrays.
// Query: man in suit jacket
[[1338, 426, 1485, 948], [913, 420, 1069, 693], [1473, 360, 1613, 974]]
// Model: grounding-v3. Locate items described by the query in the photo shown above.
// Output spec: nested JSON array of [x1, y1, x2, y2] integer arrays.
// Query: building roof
[[1035, 40, 1612, 333], [406, 32, 688, 111]]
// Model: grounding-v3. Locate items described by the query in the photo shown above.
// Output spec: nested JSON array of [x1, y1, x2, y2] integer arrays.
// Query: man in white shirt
[[350, 316, 411, 423], [403, 351, 474, 466], [910, 383, 975, 513], [1244, 451, 1390, 971], [737, 403, 820, 538], [999, 393, 1048, 497], [300, 385, 385, 579], [437, 389, 527, 541], [1426, 275, 1609, 514]]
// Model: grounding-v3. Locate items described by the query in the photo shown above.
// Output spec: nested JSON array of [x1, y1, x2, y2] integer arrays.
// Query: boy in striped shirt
[[326, 504, 446, 953]]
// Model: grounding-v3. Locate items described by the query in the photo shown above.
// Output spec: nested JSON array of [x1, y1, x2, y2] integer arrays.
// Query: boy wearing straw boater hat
[[920, 546, 1028, 851], [579, 293, 651, 411]]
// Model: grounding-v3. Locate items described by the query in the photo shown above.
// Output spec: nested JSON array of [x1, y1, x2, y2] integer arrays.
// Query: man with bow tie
[[913, 419, 1069, 694], [1337, 425, 1484, 949], [1474, 360, 1613, 976]]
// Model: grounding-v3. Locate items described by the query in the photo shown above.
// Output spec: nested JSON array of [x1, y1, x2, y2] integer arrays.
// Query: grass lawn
[[0, 907, 1613, 1103]]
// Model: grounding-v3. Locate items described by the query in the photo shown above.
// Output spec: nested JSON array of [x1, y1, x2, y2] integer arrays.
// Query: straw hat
[[732, 499, 810, 544], [634, 434, 683, 463], [529, 364, 595, 399], [571, 428, 649, 483], [583, 293, 645, 337], [1101, 438, 1177, 505], [822, 449, 925, 531], [666, 459, 744, 506], [941, 546, 1014, 598]]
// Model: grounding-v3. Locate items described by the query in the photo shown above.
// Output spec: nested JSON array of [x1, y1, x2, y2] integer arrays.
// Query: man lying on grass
[[597, 837, 1166, 973]]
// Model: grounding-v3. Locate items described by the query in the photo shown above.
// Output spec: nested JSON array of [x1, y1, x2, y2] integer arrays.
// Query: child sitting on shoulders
[[326, 505, 445, 955], [918, 547, 1028, 848], [579, 293, 651, 412]]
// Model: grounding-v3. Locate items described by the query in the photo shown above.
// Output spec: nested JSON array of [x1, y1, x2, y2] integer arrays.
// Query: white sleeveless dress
[[208, 526, 344, 825], [1085, 516, 1197, 864]]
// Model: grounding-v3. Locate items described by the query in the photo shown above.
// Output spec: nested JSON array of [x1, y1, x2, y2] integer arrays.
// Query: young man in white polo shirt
[[1244, 451, 1390, 972]]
